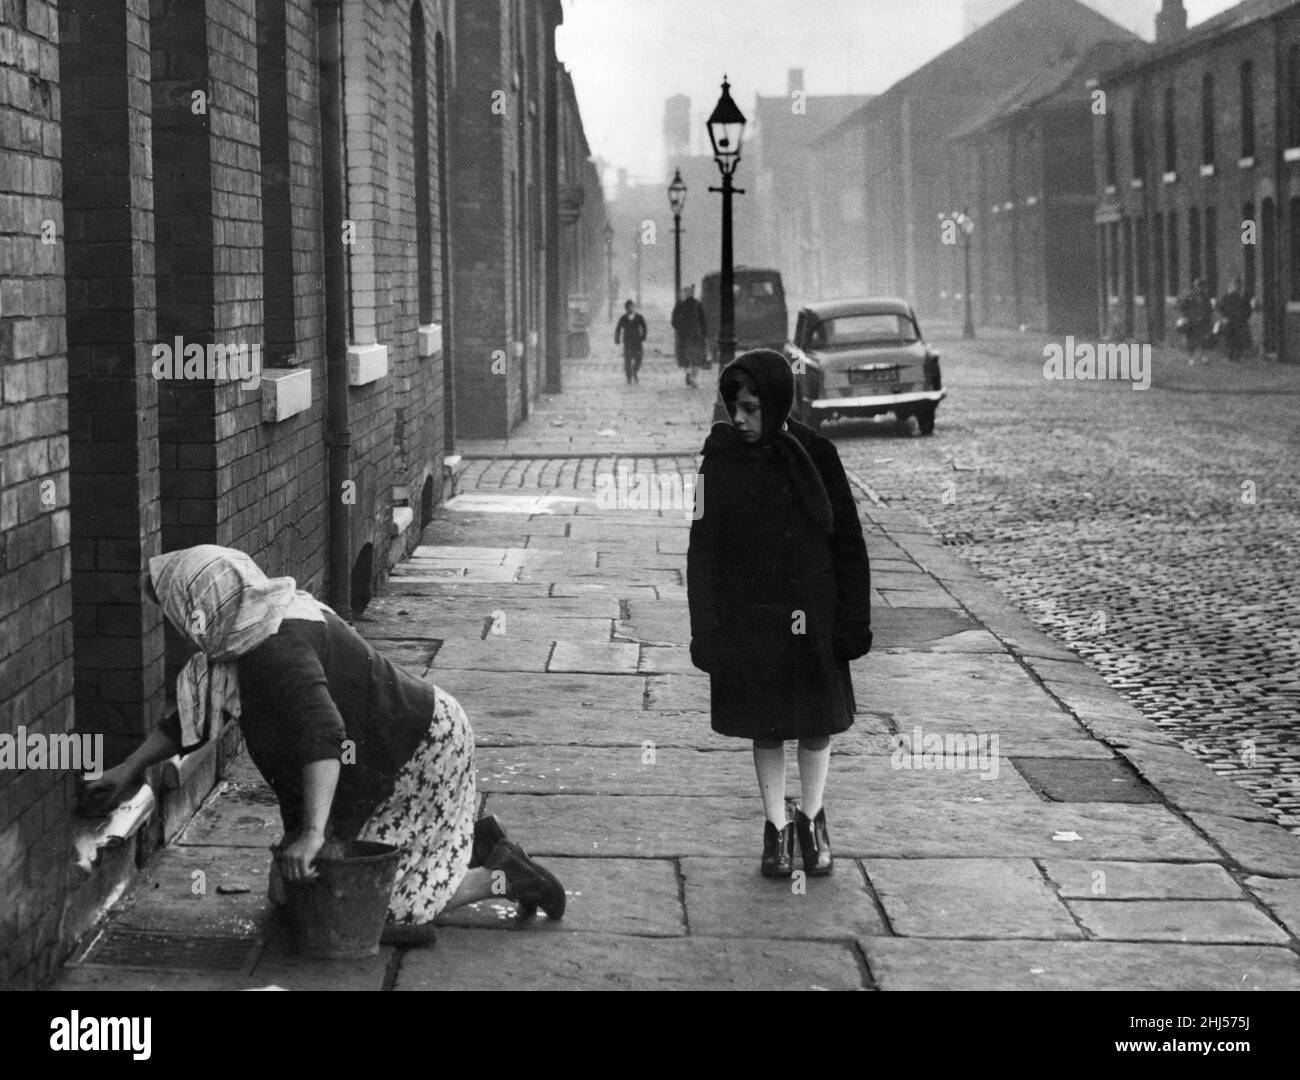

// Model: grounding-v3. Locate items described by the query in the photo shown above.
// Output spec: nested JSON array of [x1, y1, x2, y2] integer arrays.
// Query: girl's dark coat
[[687, 418, 872, 740]]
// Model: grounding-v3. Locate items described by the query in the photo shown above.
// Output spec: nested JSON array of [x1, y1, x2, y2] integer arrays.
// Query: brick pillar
[[60, 0, 166, 765]]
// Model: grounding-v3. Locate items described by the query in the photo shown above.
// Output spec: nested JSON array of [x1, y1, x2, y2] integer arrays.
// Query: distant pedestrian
[[1178, 279, 1213, 361], [671, 285, 708, 387], [1218, 277, 1253, 362], [615, 299, 647, 384], [687, 350, 872, 880]]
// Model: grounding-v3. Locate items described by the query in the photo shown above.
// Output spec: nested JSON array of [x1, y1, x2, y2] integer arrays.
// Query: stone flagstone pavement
[[55, 339, 1300, 991]]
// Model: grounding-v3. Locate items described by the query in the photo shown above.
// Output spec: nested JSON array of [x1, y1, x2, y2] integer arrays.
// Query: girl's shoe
[[485, 840, 566, 919], [469, 815, 508, 868], [761, 820, 795, 878], [795, 808, 833, 876]]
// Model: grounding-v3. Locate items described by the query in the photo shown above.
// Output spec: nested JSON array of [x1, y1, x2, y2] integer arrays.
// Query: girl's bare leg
[[797, 736, 831, 818], [752, 740, 787, 827]]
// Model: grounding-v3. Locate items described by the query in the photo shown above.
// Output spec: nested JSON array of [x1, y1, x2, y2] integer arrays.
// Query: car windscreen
[[812, 313, 917, 347]]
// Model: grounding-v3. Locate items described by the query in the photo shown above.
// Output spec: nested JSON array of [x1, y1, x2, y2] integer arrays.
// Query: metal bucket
[[282, 840, 405, 959]]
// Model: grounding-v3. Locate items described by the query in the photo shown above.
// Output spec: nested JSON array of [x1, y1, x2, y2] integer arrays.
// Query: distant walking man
[[615, 299, 647, 385], [671, 285, 709, 388]]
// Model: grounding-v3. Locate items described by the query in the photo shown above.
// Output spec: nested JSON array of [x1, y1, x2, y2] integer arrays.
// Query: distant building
[[1091, 0, 1300, 359], [748, 71, 873, 305], [663, 94, 691, 179], [944, 39, 1147, 334], [812, 0, 1138, 319], [965, 0, 1161, 38]]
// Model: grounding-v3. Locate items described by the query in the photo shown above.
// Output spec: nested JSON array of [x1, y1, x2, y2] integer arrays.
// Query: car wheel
[[916, 404, 936, 436]]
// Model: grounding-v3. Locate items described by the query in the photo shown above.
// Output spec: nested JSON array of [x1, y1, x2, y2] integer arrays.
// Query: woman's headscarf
[[715, 349, 834, 534], [147, 545, 328, 747]]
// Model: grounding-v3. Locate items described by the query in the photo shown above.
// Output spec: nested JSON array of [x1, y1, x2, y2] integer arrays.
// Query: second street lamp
[[708, 76, 747, 377], [668, 168, 687, 302], [604, 221, 614, 322]]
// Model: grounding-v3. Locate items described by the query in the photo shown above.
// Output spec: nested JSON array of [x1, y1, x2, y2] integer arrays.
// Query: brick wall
[[0, 0, 74, 988]]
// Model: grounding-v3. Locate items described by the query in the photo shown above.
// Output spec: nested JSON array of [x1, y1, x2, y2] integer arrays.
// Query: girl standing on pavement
[[687, 351, 873, 877], [80, 544, 566, 942]]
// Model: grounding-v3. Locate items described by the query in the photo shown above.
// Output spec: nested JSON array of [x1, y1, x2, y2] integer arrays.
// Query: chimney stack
[[788, 68, 804, 94], [1155, 0, 1187, 44]]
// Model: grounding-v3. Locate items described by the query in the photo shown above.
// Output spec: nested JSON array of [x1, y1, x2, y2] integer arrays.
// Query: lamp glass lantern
[[668, 169, 687, 215], [707, 78, 747, 177]]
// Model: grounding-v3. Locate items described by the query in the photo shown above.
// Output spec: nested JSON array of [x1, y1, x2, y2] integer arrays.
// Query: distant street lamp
[[668, 168, 687, 301], [604, 221, 614, 321], [707, 76, 747, 373], [633, 224, 642, 308], [941, 208, 977, 340]]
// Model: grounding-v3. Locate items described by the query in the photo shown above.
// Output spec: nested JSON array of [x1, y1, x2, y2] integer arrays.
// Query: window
[[1131, 97, 1145, 178], [1189, 207, 1202, 284], [817, 313, 918, 346], [1167, 210, 1180, 294], [1105, 109, 1117, 187], [1136, 215, 1149, 298], [1164, 85, 1177, 173], [1204, 206, 1218, 293], [1289, 46, 1300, 148], [1153, 211, 1165, 297], [411, 2, 434, 325], [1240, 60, 1255, 159], [1290, 196, 1300, 301], [1201, 74, 1215, 166], [257, 0, 297, 365], [1243, 201, 1256, 298], [1109, 221, 1120, 298]]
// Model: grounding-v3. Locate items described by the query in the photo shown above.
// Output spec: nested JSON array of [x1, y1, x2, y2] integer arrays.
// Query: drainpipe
[[318, 0, 352, 619]]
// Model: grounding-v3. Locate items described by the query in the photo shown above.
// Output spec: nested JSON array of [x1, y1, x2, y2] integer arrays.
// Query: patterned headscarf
[[148, 545, 327, 747]]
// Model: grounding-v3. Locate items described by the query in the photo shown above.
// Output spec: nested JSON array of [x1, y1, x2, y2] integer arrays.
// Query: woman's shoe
[[484, 840, 566, 919], [760, 820, 795, 878], [795, 808, 833, 875], [469, 815, 508, 868], [381, 920, 439, 947]]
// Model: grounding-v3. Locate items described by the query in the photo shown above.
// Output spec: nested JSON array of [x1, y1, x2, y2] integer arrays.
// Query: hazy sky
[[556, 0, 1243, 184]]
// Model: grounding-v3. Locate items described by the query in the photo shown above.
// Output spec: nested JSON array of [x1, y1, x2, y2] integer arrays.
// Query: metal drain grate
[[79, 929, 261, 972], [940, 531, 977, 547]]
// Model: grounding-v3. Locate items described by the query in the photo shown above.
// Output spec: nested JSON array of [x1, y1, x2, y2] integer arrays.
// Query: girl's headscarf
[[147, 545, 328, 747], [715, 349, 834, 534]]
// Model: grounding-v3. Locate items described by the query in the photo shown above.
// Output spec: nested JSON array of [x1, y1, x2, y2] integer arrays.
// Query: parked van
[[700, 267, 788, 357]]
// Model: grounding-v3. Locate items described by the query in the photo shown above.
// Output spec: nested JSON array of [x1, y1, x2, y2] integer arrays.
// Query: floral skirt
[[357, 686, 476, 924]]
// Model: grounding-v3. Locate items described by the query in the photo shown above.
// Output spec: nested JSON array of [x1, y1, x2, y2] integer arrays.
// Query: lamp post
[[940, 208, 976, 339], [668, 168, 687, 301], [604, 222, 614, 321], [707, 76, 747, 373], [633, 225, 642, 308]]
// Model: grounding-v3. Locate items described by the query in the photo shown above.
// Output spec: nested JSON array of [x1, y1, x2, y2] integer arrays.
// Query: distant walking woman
[[687, 351, 873, 876], [81, 545, 565, 941]]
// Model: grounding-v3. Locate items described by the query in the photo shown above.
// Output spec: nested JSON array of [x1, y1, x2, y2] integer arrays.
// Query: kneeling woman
[[688, 351, 872, 876], [83, 545, 564, 940]]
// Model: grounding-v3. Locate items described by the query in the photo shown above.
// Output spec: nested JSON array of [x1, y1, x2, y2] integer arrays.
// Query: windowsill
[[1130, 178, 1144, 189], [1285, 147, 1300, 163], [260, 366, 312, 423], [417, 323, 442, 359], [1163, 171, 1178, 184], [1105, 185, 1117, 195], [1239, 155, 1256, 169], [1200, 163, 1215, 177], [347, 342, 389, 386]]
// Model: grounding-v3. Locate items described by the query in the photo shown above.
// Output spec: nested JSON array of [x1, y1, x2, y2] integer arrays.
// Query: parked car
[[784, 298, 944, 435], [700, 267, 788, 357]]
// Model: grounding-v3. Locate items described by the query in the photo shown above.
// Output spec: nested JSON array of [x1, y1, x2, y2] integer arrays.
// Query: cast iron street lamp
[[941, 207, 977, 340], [668, 168, 687, 301], [604, 221, 614, 321], [633, 224, 642, 308], [707, 76, 747, 372]]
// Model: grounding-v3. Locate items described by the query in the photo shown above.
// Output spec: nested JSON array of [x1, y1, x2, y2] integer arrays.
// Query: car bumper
[[810, 389, 946, 412]]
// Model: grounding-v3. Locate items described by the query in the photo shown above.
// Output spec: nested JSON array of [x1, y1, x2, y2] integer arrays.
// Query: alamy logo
[[0, 725, 102, 778], [593, 466, 703, 520], [50, 1012, 150, 1059], [151, 337, 262, 388], [890, 724, 1000, 779], [1042, 337, 1150, 390]]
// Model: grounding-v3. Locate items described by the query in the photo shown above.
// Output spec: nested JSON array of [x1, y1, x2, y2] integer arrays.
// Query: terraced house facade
[[0, 0, 606, 987], [1093, 0, 1300, 360]]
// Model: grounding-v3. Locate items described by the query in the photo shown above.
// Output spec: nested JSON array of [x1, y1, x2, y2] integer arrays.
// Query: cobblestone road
[[826, 329, 1300, 832]]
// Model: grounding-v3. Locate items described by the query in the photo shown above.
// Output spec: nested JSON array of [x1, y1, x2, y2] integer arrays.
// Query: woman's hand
[[76, 763, 138, 818], [833, 621, 873, 661], [279, 829, 326, 884]]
